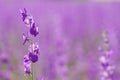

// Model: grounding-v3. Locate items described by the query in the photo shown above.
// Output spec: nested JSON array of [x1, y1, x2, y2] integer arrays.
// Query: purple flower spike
[[29, 52, 38, 63], [99, 31, 115, 80], [30, 23, 39, 37], [20, 8, 40, 76]]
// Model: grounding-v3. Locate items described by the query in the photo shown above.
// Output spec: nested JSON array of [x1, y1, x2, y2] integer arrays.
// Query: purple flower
[[28, 43, 39, 63], [30, 23, 39, 37], [24, 55, 31, 74], [20, 8, 27, 22], [22, 33, 30, 45], [23, 43, 39, 74], [20, 8, 34, 27], [29, 52, 38, 63], [20, 8, 39, 37], [28, 43, 39, 56]]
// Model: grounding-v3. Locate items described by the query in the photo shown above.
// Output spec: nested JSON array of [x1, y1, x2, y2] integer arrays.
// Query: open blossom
[[24, 55, 31, 74], [30, 23, 39, 37], [22, 32, 30, 45], [20, 8, 27, 22], [28, 43, 39, 63], [28, 43, 39, 55], [20, 8, 34, 27], [29, 52, 38, 63]]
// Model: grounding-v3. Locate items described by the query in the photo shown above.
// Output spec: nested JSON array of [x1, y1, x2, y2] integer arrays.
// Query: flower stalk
[[20, 8, 39, 80], [99, 30, 115, 80]]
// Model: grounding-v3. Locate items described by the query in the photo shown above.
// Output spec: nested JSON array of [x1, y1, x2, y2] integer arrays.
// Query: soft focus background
[[0, 1, 120, 80]]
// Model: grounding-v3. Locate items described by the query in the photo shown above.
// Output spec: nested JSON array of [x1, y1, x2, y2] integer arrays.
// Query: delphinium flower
[[98, 30, 115, 80], [20, 8, 39, 79]]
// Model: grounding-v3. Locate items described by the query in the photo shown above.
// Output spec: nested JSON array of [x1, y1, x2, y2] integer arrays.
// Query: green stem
[[32, 63, 34, 80]]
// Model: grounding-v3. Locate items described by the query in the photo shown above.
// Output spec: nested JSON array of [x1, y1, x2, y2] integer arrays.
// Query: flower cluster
[[99, 31, 115, 80], [20, 8, 39, 75], [20, 8, 39, 38]]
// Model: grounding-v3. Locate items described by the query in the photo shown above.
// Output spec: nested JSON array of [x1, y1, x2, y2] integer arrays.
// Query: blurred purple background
[[0, 1, 120, 80]]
